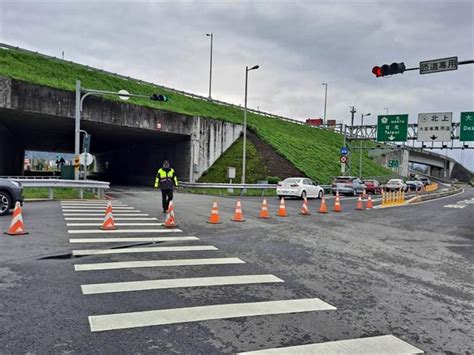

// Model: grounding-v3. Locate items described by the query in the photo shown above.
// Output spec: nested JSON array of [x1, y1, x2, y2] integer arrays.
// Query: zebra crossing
[[63, 199, 423, 353]]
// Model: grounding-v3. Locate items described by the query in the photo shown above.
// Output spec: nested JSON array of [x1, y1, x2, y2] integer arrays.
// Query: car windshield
[[388, 179, 402, 184], [283, 178, 301, 184], [334, 178, 352, 183]]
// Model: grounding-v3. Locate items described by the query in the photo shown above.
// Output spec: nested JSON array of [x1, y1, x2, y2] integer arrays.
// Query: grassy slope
[[198, 138, 270, 183], [0, 48, 392, 183]]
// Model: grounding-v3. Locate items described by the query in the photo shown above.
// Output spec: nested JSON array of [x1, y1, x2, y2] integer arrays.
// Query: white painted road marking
[[75, 257, 245, 271], [69, 236, 199, 243], [238, 335, 423, 354], [62, 208, 138, 212], [68, 229, 182, 234], [88, 298, 336, 332], [65, 217, 158, 221], [72, 245, 217, 256], [66, 222, 164, 227], [81, 274, 283, 295], [63, 213, 149, 216]]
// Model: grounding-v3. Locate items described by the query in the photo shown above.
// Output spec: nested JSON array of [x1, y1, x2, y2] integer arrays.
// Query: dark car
[[0, 178, 24, 216], [417, 176, 431, 186]]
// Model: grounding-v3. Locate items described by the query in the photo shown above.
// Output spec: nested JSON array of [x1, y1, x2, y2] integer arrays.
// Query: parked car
[[385, 178, 407, 192], [0, 178, 24, 216], [406, 180, 424, 191], [331, 176, 366, 196], [276, 177, 324, 199], [363, 179, 381, 194]]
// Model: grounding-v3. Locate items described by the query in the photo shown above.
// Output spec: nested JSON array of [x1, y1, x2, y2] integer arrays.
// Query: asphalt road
[[0, 186, 472, 353]]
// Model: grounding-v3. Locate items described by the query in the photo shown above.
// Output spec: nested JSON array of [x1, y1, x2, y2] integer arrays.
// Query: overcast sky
[[1, 0, 473, 169]]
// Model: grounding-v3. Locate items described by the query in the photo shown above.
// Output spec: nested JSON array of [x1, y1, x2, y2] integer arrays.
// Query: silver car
[[386, 179, 407, 192], [331, 176, 366, 196]]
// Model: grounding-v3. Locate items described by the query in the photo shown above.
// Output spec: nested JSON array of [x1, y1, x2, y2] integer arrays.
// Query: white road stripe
[[81, 274, 283, 294], [88, 298, 336, 332], [65, 217, 158, 221], [238, 335, 423, 354], [72, 245, 217, 256], [68, 229, 182, 234], [69, 237, 199, 243], [75, 257, 245, 271], [61, 201, 122, 204], [63, 213, 149, 216], [62, 206, 135, 211], [61, 203, 126, 206], [66, 223, 164, 227]]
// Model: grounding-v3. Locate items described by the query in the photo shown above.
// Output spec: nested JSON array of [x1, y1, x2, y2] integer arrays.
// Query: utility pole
[[350, 106, 356, 137], [322, 83, 328, 125], [206, 33, 213, 99]]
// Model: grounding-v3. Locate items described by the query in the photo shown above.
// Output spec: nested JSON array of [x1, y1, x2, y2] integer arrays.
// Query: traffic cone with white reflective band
[[164, 201, 178, 228], [366, 195, 373, 209], [231, 200, 245, 222], [100, 202, 116, 230], [258, 198, 270, 219], [276, 197, 287, 217], [333, 191, 342, 212], [207, 201, 222, 224], [356, 195, 364, 210], [318, 196, 328, 214], [4, 202, 28, 236], [299, 197, 311, 215]]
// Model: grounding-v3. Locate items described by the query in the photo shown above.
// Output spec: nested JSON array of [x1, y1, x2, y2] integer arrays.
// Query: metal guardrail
[[7, 178, 110, 199], [180, 182, 277, 190]]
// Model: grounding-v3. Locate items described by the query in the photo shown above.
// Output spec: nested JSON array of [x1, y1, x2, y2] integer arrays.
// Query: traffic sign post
[[460, 112, 474, 141], [420, 57, 458, 75], [417, 112, 452, 142], [388, 159, 399, 168], [376, 114, 408, 142]]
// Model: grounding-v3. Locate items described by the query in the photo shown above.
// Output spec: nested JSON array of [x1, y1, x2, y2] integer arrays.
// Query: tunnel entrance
[[0, 108, 191, 184]]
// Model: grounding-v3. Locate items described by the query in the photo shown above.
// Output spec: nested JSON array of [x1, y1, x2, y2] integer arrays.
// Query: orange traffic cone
[[258, 198, 270, 219], [164, 201, 178, 228], [333, 192, 342, 212], [299, 197, 311, 215], [276, 197, 288, 217], [231, 200, 245, 222], [318, 196, 328, 214], [356, 195, 364, 210], [366, 196, 373, 209], [4, 202, 28, 236], [100, 202, 116, 230], [207, 201, 222, 224]]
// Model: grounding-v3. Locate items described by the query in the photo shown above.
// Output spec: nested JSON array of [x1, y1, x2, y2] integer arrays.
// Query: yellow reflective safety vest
[[154, 168, 178, 190]]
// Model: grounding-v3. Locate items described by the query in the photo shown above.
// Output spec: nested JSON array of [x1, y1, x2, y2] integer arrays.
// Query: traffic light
[[150, 93, 169, 102], [372, 62, 406, 77]]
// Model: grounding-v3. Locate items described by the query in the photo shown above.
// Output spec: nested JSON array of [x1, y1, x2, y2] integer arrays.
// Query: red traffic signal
[[372, 62, 406, 77]]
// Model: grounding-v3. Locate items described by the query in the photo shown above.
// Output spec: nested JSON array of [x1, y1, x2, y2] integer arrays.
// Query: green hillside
[[0, 47, 392, 183]]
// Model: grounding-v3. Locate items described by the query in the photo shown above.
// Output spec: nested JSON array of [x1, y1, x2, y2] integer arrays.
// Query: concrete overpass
[[371, 146, 458, 179], [0, 77, 242, 184]]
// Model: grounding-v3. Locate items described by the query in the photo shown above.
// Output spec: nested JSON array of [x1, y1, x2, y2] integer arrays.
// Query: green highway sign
[[388, 159, 399, 168], [377, 114, 408, 142], [460, 112, 474, 141]]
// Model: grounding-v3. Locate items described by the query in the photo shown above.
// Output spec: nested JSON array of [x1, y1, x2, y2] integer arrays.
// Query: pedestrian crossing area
[[63, 199, 423, 353]]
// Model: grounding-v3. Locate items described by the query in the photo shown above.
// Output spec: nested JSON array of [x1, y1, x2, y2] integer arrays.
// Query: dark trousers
[[161, 189, 174, 212]]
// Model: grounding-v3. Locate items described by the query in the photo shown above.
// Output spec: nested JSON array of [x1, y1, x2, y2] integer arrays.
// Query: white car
[[276, 177, 324, 199], [385, 178, 407, 192]]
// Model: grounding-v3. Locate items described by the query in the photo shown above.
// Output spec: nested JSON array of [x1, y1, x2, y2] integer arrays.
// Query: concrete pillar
[[0, 123, 24, 176]]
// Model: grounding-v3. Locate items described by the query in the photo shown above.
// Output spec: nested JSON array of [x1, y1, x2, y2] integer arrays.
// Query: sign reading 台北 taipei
[[460, 112, 474, 141], [376, 114, 408, 142], [417, 112, 452, 142]]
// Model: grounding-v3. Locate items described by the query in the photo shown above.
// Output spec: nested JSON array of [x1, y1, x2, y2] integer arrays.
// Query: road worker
[[154, 160, 179, 213]]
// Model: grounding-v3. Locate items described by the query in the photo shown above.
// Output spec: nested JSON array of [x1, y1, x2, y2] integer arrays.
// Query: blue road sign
[[340, 147, 348, 155]]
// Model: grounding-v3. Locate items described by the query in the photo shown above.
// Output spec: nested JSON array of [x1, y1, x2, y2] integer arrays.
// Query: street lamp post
[[206, 33, 213, 99], [322, 82, 328, 125], [74, 80, 168, 180], [359, 113, 371, 178], [242, 65, 259, 184], [384, 107, 389, 115]]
